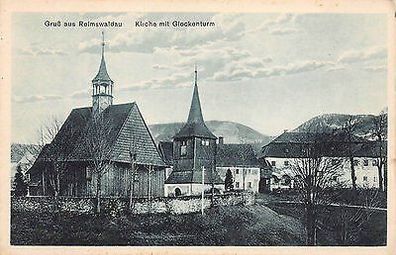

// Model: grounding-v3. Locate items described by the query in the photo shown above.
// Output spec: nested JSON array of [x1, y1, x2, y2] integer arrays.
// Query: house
[[259, 131, 386, 190], [159, 138, 266, 194], [10, 144, 41, 194], [27, 34, 166, 198], [216, 141, 261, 193], [163, 67, 224, 197]]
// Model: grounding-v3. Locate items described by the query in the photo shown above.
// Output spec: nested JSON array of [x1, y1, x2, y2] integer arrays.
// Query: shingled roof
[[158, 142, 261, 168], [216, 144, 261, 167], [173, 70, 216, 140], [261, 132, 386, 158], [31, 103, 165, 168]]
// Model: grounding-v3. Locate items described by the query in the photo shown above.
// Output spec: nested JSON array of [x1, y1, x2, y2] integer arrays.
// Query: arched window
[[174, 187, 182, 197]]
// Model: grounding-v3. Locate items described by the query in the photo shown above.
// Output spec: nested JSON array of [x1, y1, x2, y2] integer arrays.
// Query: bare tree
[[341, 116, 359, 191], [323, 189, 381, 244], [25, 115, 64, 196], [82, 114, 115, 214], [289, 132, 346, 245], [371, 111, 387, 192]]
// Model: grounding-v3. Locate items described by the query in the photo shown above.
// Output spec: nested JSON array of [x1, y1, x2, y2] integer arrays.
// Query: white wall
[[217, 166, 260, 193], [266, 156, 380, 189]]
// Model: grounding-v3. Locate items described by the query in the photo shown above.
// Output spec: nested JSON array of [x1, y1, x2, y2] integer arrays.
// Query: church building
[[27, 33, 166, 198], [164, 68, 224, 197]]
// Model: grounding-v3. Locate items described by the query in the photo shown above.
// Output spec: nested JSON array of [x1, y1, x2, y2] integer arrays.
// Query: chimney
[[218, 136, 224, 145]]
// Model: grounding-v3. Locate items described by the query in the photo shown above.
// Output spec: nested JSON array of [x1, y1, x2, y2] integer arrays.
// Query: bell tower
[[92, 31, 113, 115]]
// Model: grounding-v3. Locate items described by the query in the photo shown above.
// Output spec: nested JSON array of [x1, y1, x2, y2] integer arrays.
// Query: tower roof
[[174, 67, 216, 140], [93, 32, 113, 83]]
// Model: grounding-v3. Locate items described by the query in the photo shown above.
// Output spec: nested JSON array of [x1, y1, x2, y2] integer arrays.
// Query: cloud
[[250, 13, 300, 36], [18, 45, 65, 56], [337, 46, 386, 63], [13, 95, 63, 103], [270, 27, 299, 35], [212, 60, 331, 81], [363, 65, 386, 72], [119, 72, 192, 91]]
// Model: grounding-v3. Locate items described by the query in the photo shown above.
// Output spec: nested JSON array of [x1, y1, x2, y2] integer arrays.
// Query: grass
[[11, 204, 305, 246]]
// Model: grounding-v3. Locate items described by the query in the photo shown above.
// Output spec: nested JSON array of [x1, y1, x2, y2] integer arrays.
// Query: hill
[[149, 120, 273, 145], [294, 113, 385, 139]]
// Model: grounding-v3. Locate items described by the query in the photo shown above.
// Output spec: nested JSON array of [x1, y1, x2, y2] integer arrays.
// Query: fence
[[11, 191, 255, 216]]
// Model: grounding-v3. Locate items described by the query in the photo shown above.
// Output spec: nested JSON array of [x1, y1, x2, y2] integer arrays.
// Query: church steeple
[[92, 31, 114, 115], [174, 66, 216, 139], [186, 65, 205, 124]]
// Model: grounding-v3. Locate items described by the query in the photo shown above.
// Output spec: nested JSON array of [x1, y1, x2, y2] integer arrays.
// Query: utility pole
[[201, 166, 205, 215]]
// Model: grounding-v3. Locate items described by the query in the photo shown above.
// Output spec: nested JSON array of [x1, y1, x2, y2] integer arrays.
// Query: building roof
[[158, 141, 262, 168], [173, 71, 216, 140], [29, 103, 166, 171], [92, 37, 113, 83], [216, 144, 261, 167], [261, 132, 386, 158]]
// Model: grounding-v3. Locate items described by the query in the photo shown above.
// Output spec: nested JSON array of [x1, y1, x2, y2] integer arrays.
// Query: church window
[[235, 169, 239, 174], [363, 176, 368, 181], [248, 182, 252, 188], [363, 159, 368, 166], [180, 140, 187, 157], [271, 161, 276, 166], [235, 182, 240, 188], [372, 159, 378, 166], [284, 161, 289, 166], [201, 139, 210, 146], [353, 159, 359, 166]]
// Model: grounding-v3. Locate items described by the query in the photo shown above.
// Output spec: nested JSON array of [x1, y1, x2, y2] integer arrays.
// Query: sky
[[11, 12, 387, 143]]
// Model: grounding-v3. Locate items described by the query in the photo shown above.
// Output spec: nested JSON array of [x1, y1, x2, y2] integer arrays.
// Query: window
[[180, 140, 187, 156], [271, 161, 276, 166], [86, 166, 92, 180], [363, 159, 369, 166], [373, 159, 378, 166], [284, 161, 289, 166], [248, 169, 251, 174], [363, 176, 368, 181], [248, 182, 252, 188], [201, 139, 210, 146], [374, 176, 377, 182], [235, 182, 240, 188], [235, 169, 239, 174], [353, 159, 359, 166]]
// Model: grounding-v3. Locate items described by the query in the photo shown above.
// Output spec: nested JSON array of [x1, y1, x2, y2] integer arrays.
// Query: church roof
[[93, 53, 113, 83], [29, 103, 166, 170], [173, 71, 216, 140]]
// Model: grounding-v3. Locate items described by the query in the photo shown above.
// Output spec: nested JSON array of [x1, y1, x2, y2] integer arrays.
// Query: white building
[[260, 132, 385, 190]]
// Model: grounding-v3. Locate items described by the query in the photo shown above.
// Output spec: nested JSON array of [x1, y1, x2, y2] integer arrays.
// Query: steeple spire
[[187, 66, 205, 124], [93, 31, 112, 82]]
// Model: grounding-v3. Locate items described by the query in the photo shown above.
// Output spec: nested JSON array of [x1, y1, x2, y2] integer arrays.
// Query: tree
[[224, 169, 234, 191], [82, 113, 115, 214], [289, 132, 346, 245], [13, 165, 28, 197], [371, 111, 387, 192], [26, 115, 64, 196], [341, 116, 359, 191]]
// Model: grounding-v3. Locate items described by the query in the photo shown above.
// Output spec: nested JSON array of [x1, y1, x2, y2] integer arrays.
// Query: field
[[11, 193, 386, 246]]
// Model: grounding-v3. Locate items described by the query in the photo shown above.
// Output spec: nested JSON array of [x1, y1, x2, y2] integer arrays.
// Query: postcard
[[0, 0, 395, 254]]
